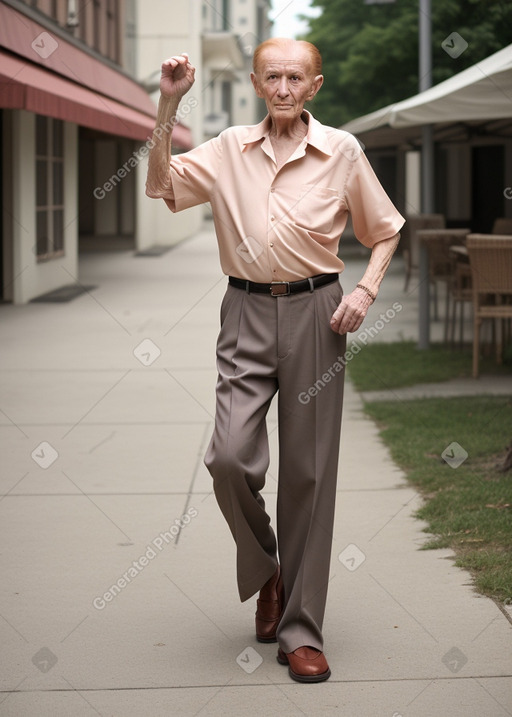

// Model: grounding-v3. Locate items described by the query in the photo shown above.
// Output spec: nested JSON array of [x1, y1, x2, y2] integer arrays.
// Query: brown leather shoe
[[277, 646, 331, 683], [255, 565, 284, 643]]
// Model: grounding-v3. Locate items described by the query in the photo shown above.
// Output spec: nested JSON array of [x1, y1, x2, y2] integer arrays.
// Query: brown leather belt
[[228, 273, 339, 297]]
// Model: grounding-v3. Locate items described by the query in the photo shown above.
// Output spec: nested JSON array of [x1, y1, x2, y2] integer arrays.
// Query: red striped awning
[[0, 4, 192, 148]]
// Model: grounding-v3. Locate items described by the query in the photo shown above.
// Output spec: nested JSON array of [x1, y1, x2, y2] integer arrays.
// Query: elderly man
[[146, 38, 404, 683]]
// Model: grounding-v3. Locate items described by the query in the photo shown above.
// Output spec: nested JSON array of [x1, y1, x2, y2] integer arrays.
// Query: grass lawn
[[347, 340, 512, 391], [363, 396, 512, 602]]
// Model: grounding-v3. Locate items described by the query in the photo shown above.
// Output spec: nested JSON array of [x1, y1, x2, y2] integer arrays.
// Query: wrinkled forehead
[[257, 47, 313, 75]]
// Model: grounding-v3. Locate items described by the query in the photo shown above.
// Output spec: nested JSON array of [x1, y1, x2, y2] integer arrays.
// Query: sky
[[269, 0, 322, 39]]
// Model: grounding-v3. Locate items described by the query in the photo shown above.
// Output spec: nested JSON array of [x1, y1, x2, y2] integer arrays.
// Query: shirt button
[[269, 243, 274, 247], [270, 215, 275, 221], [270, 188, 275, 193]]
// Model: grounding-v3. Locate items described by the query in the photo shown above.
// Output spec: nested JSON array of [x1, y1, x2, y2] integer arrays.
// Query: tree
[[302, 0, 512, 127]]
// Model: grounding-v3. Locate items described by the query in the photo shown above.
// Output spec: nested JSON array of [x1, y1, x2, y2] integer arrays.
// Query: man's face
[[251, 45, 323, 124]]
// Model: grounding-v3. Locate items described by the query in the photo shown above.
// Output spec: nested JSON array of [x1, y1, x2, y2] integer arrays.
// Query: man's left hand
[[330, 288, 374, 334]]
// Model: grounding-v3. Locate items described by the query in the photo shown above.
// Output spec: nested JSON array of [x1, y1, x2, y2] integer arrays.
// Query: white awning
[[341, 44, 512, 135]]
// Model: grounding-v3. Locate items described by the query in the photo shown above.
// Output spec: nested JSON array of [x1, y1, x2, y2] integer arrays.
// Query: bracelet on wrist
[[356, 283, 377, 302]]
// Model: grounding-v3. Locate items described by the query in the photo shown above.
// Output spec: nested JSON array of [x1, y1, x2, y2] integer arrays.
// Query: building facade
[[1, 0, 271, 304], [1, 0, 162, 302]]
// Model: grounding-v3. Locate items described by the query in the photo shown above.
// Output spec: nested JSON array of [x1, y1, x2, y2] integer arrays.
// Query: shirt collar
[[241, 110, 333, 157]]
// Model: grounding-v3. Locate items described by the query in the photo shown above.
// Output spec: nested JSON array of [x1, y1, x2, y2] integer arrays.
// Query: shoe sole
[[288, 667, 331, 683], [256, 634, 278, 643]]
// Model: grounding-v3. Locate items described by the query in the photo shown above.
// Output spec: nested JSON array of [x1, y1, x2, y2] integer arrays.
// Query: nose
[[277, 76, 289, 97]]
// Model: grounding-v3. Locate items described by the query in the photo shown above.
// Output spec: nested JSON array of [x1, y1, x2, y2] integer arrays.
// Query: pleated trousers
[[204, 279, 346, 653]]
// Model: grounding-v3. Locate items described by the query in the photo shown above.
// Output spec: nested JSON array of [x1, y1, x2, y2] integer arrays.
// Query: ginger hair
[[252, 38, 322, 77]]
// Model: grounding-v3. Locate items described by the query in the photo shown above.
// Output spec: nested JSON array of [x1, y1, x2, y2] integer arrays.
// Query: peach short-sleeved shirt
[[162, 110, 404, 282]]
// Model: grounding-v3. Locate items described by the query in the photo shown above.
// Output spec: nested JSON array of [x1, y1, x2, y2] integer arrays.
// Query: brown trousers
[[204, 280, 346, 653]]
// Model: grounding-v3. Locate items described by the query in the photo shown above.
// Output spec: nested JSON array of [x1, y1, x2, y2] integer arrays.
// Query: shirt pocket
[[296, 185, 341, 234]]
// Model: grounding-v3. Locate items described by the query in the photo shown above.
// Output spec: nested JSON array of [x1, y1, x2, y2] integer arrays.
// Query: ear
[[306, 74, 324, 102], [251, 72, 264, 98]]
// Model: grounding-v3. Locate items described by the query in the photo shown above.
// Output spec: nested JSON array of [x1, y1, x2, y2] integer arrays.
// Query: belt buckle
[[270, 281, 290, 296]]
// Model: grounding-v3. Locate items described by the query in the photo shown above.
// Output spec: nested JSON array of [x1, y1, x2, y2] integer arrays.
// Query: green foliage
[[302, 0, 512, 126]]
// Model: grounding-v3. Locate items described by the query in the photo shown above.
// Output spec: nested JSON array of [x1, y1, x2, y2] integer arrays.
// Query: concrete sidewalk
[[0, 222, 511, 716]]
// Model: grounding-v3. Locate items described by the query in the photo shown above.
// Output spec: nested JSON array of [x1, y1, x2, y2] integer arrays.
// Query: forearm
[[330, 232, 400, 334], [145, 94, 181, 198], [357, 233, 401, 298]]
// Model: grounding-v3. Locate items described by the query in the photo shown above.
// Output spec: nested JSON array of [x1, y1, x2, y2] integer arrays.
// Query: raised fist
[[160, 53, 196, 99]]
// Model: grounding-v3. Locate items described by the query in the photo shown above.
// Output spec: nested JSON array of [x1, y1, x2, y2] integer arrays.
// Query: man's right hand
[[160, 53, 196, 99]]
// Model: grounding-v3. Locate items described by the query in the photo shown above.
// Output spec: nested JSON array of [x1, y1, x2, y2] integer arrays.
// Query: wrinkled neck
[[269, 112, 308, 141]]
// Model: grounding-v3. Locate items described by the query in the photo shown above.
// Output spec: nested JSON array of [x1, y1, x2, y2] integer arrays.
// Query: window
[[36, 116, 65, 261]]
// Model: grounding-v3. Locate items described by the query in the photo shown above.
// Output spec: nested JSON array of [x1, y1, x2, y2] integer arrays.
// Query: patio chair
[[402, 213, 445, 292], [466, 234, 512, 378], [448, 218, 512, 346]]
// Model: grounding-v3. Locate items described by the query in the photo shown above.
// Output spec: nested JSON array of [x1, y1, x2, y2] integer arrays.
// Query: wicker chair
[[449, 218, 512, 346], [466, 234, 512, 378], [401, 214, 445, 292]]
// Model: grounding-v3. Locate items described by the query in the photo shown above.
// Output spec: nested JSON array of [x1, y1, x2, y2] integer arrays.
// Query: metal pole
[[418, 0, 433, 349]]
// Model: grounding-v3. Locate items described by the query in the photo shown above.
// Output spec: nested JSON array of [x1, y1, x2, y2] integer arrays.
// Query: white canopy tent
[[341, 44, 512, 138]]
